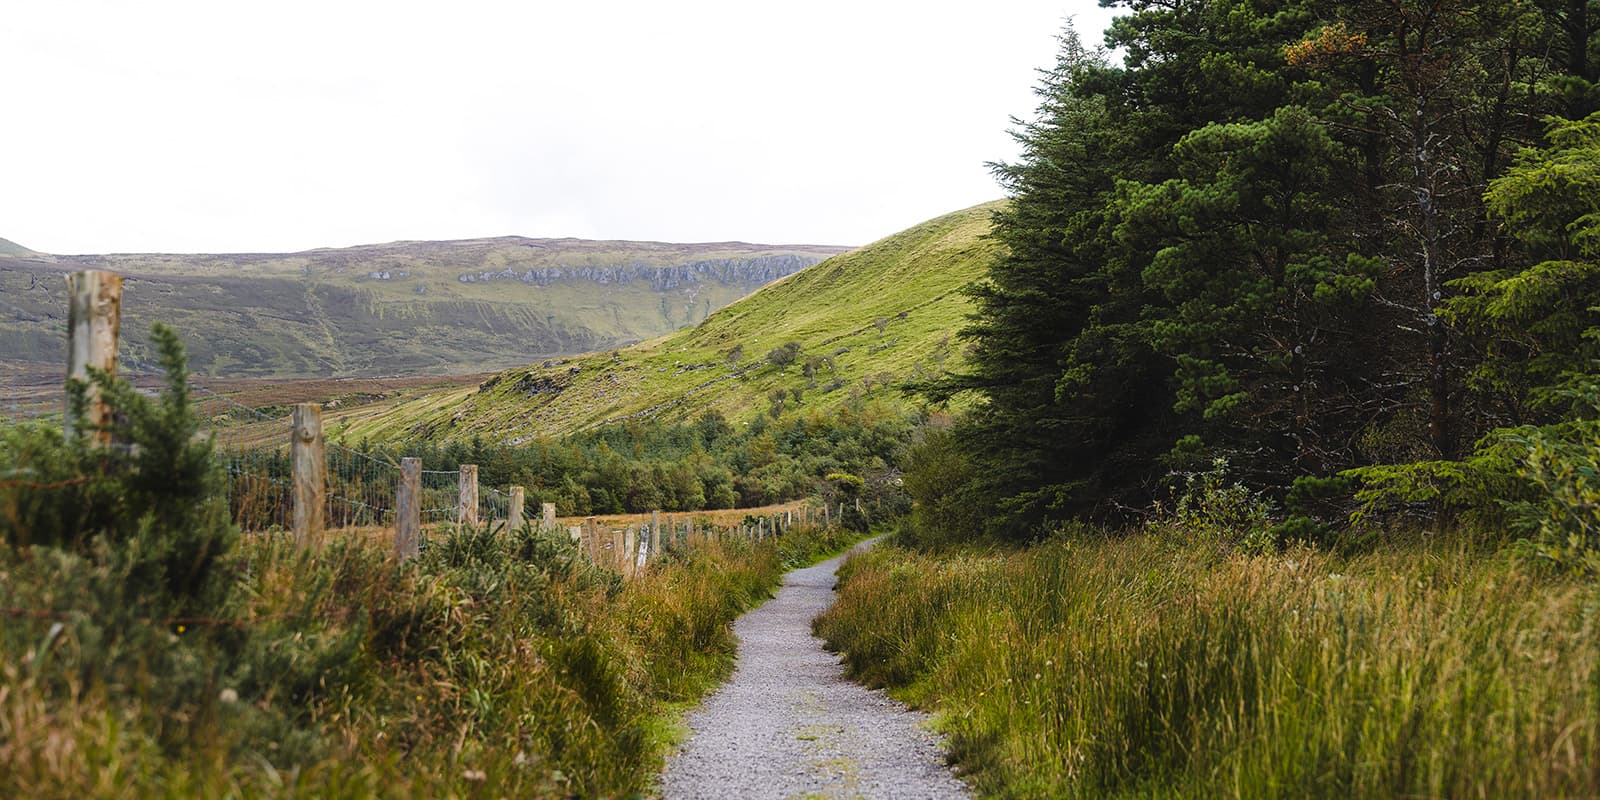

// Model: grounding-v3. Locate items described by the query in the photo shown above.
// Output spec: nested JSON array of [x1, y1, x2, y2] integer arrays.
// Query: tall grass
[[0, 523, 857, 798], [814, 534, 1600, 798]]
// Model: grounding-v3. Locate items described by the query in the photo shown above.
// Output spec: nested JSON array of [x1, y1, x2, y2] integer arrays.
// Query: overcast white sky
[[2, 1, 1119, 255]]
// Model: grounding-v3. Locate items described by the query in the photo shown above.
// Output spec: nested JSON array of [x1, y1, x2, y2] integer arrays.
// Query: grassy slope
[[0, 238, 847, 379], [341, 200, 1004, 444], [0, 238, 35, 257]]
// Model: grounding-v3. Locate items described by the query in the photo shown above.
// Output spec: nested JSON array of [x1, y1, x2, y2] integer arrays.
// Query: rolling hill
[[335, 201, 1004, 444], [0, 238, 35, 257], [0, 237, 849, 378]]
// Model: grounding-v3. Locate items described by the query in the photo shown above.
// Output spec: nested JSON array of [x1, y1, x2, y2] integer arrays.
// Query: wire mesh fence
[[420, 469, 459, 527], [327, 443, 397, 530], [4, 348, 829, 571], [481, 487, 512, 526]]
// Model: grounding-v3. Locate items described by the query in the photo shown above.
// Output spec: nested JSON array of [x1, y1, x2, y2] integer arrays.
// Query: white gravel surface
[[658, 540, 970, 800]]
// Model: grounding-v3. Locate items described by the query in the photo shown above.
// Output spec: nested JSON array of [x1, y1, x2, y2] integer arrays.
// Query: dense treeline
[[930, 2, 1600, 560], [322, 405, 914, 518]]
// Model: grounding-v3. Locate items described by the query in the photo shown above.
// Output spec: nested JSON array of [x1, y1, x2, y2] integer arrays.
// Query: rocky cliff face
[[455, 254, 821, 290]]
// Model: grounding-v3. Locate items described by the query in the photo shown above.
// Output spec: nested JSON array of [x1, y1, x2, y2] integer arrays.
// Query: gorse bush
[[1, 323, 235, 614]]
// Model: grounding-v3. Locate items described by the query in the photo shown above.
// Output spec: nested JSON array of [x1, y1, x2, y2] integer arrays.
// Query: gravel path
[[659, 539, 969, 800]]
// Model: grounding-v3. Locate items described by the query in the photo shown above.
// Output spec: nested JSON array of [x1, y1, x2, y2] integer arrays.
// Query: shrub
[[1502, 418, 1600, 574], [1159, 458, 1278, 554], [0, 323, 236, 613], [766, 341, 801, 367], [900, 428, 984, 545]]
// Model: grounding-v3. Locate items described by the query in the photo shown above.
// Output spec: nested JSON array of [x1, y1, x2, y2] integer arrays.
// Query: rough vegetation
[[816, 534, 1600, 799], [0, 330, 863, 797]]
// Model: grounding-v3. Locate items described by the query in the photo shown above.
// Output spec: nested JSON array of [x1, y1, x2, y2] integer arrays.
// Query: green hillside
[[0, 238, 34, 257], [0, 238, 847, 378], [343, 201, 1003, 443]]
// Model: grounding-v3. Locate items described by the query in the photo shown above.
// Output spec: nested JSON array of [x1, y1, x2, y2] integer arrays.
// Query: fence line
[[4, 269, 837, 576]]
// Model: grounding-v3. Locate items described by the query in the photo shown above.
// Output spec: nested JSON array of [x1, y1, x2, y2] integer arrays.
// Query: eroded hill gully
[[659, 539, 968, 800]]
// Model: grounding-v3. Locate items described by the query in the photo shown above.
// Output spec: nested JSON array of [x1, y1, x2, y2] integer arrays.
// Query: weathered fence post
[[457, 464, 479, 527], [291, 403, 326, 548], [625, 525, 639, 575], [650, 510, 660, 562], [585, 516, 597, 559], [508, 486, 525, 531], [396, 457, 421, 559], [824, 504, 831, 527], [64, 270, 124, 445], [542, 502, 557, 529]]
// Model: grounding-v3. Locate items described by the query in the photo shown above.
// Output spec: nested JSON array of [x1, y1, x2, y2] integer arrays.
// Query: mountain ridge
[[0, 236, 851, 379]]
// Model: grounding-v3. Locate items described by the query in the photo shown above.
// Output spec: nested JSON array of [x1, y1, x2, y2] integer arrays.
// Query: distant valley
[[0, 236, 850, 379]]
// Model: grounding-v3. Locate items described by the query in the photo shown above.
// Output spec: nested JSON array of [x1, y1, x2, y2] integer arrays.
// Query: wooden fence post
[[458, 464, 479, 528], [650, 510, 660, 562], [635, 523, 645, 570], [64, 270, 124, 445], [291, 403, 326, 548], [396, 457, 421, 559], [542, 502, 557, 529], [625, 526, 638, 576], [508, 486, 525, 531]]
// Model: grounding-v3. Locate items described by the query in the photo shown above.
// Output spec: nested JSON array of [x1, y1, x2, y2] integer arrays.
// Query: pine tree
[[1112, 106, 1382, 481], [927, 25, 1175, 537]]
